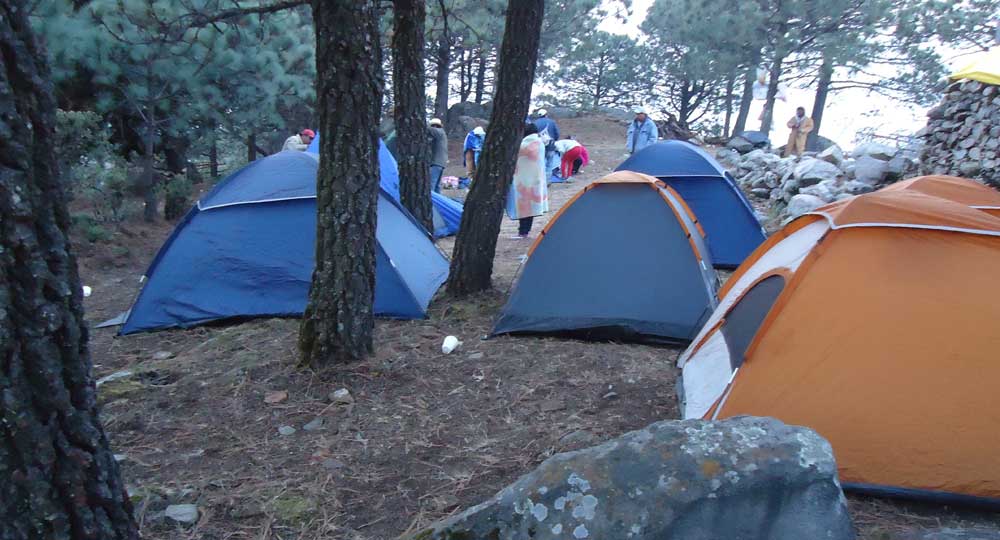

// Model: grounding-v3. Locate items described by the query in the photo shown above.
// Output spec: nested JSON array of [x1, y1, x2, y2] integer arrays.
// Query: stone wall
[[919, 79, 1000, 187]]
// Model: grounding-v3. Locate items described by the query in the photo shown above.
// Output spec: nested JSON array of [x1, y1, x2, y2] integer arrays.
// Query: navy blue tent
[[615, 141, 766, 268], [306, 134, 463, 238], [119, 150, 448, 335], [492, 172, 718, 342]]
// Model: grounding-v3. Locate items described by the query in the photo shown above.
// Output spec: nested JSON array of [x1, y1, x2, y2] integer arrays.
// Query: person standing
[[507, 123, 549, 239], [626, 107, 658, 154], [784, 107, 814, 157], [555, 137, 589, 182], [533, 108, 561, 179], [462, 126, 486, 185], [427, 118, 448, 193], [282, 128, 315, 151]]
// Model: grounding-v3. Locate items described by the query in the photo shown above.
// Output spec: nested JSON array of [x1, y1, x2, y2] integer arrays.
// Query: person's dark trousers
[[572, 158, 583, 175], [518, 216, 534, 236], [430, 165, 445, 193]]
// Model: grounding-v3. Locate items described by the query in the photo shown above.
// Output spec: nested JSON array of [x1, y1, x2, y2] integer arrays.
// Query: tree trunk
[[759, 52, 784, 135], [392, 0, 433, 231], [0, 4, 139, 539], [299, 0, 384, 368], [247, 132, 257, 162], [447, 0, 545, 295], [141, 109, 158, 222], [474, 47, 486, 104], [732, 52, 760, 136], [163, 134, 187, 175], [434, 35, 450, 119], [808, 55, 833, 151], [459, 48, 472, 102], [209, 139, 219, 178], [723, 68, 736, 138]]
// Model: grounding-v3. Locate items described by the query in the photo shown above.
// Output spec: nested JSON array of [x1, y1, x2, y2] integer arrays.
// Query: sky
[[592, 0, 961, 149]]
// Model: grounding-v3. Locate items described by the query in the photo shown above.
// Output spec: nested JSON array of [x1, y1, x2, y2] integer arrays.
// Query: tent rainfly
[[679, 181, 1000, 505], [492, 171, 718, 342], [615, 141, 767, 268]]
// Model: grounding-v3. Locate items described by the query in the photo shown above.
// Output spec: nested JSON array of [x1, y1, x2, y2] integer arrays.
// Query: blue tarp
[[119, 150, 449, 335], [615, 141, 766, 268], [307, 134, 462, 237]]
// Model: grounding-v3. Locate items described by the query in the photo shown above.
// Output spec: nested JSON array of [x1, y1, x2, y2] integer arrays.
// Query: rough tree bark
[[474, 47, 486, 104], [0, 3, 139, 539], [732, 53, 759, 136], [447, 0, 544, 295], [759, 51, 785, 136], [140, 110, 158, 222], [299, 0, 384, 368], [392, 0, 433, 232], [433, 0, 451, 119], [209, 139, 219, 178], [808, 55, 833, 151], [723, 68, 736, 138], [247, 132, 257, 162]]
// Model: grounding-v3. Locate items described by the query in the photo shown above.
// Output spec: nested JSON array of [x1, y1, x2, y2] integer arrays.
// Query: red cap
[[300, 129, 316, 138]]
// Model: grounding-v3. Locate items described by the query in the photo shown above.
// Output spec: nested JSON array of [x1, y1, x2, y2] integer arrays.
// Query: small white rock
[[165, 504, 199, 524], [278, 425, 296, 436], [152, 351, 174, 361], [330, 388, 353, 404], [82, 285, 92, 297], [303, 418, 324, 432]]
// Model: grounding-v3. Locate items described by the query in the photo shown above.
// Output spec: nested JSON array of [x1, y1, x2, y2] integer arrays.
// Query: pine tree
[[299, 0, 384, 367], [447, 0, 545, 295], [0, 2, 138, 537], [393, 0, 433, 231]]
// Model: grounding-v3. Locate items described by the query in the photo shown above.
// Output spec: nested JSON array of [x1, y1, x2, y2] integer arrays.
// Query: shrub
[[163, 174, 193, 221]]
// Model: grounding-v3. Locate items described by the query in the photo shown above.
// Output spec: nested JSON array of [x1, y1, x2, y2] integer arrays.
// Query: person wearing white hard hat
[[533, 108, 561, 179], [626, 106, 658, 155], [427, 118, 448, 192]]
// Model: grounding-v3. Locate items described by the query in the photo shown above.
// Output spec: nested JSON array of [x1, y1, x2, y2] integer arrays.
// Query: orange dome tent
[[879, 175, 1000, 217], [679, 185, 1000, 504]]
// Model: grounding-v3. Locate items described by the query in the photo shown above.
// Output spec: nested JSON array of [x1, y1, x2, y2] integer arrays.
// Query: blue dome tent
[[615, 141, 766, 268], [306, 134, 463, 238], [118, 149, 448, 335], [492, 172, 718, 342]]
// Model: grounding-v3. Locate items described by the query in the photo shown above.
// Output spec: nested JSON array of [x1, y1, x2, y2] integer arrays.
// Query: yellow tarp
[[949, 48, 1000, 85]]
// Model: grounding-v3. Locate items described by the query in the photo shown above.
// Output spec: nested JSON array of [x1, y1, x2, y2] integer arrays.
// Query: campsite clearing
[[80, 116, 999, 539]]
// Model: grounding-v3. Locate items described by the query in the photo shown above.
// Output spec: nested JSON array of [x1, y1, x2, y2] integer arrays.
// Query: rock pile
[[919, 79, 1000, 187], [718, 141, 916, 220], [411, 416, 855, 540]]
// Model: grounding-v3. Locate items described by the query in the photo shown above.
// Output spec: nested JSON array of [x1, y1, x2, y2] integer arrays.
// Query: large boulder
[[817, 145, 845, 167], [597, 106, 633, 123], [743, 149, 782, 169], [446, 102, 492, 134], [799, 179, 841, 202], [546, 106, 579, 119], [851, 141, 897, 161], [727, 136, 755, 154], [793, 157, 842, 186], [853, 155, 890, 185], [453, 116, 488, 137], [410, 417, 854, 540], [787, 194, 827, 219]]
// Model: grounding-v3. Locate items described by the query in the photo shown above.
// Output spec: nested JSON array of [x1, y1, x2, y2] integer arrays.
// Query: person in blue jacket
[[461, 126, 486, 187], [626, 106, 659, 155], [533, 108, 560, 178]]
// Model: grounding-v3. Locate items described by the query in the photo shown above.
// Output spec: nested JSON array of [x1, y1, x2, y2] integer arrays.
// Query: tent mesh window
[[720, 274, 785, 370]]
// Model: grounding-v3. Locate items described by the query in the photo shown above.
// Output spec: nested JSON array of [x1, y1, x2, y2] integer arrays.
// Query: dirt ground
[[79, 115, 999, 539]]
